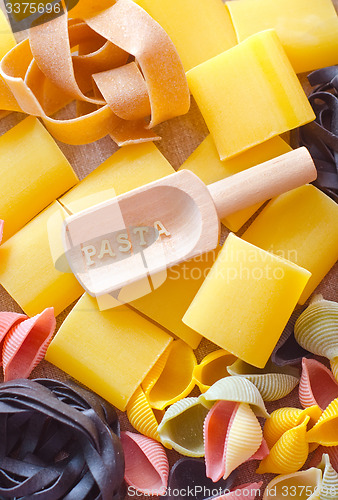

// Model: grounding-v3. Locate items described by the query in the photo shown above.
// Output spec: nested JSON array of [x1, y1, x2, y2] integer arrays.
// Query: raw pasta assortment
[[0, 0, 337, 498]]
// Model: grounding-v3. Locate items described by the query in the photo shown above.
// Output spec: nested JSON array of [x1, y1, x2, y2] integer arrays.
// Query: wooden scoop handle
[[207, 147, 317, 220]]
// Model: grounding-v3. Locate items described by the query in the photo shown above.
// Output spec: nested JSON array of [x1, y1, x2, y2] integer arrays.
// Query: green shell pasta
[[227, 359, 299, 401], [157, 397, 209, 457]]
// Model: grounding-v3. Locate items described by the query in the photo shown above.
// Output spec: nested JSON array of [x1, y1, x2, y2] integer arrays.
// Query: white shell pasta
[[318, 454, 338, 500], [198, 376, 269, 418], [263, 468, 322, 500]]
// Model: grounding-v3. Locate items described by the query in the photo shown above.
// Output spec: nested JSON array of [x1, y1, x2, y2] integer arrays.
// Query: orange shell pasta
[[126, 386, 161, 442], [142, 339, 197, 410], [257, 418, 310, 474], [307, 398, 338, 446]]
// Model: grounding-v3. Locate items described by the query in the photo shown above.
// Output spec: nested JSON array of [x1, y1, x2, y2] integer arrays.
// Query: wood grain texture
[[63, 170, 219, 295], [62, 148, 316, 297], [208, 147, 317, 218]]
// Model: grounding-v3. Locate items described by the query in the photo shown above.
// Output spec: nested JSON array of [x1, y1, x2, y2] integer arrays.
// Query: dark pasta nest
[[299, 65, 338, 201], [0, 378, 125, 499]]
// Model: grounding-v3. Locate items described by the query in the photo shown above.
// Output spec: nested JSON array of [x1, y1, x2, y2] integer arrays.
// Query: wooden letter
[[82, 245, 97, 266], [117, 233, 132, 253], [154, 220, 171, 237], [98, 240, 116, 259], [134, 227, 149, 246]]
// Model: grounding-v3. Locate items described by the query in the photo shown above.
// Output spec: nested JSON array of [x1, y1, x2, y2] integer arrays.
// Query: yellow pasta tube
[[0, 10, 19, 114], [0, 117, 78, 242], [0, 201, 83, 317], [133, 0, 237, 71], [0, 10, 16, 58], [187, 30, 315, 160], [242, 185, 338, 304], [45, 293, 172, 411], [60, 142, 175, 213], [130, 248, 219, 349], [0, 143, 174, 316], [226, 0, 338, 74], [183, 233, 311, 368]]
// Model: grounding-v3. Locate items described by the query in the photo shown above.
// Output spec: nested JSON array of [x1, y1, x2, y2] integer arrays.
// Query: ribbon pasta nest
[[0, 0, 190, 145], [0, 378, 124, 499]]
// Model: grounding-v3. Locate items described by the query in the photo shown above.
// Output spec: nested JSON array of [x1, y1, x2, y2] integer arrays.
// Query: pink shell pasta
[[121, 431, 169, 495], [204, 400, 237, 482], [2, 307, 56, 380], [0, 311, 27, 366], [248, 439, 269, 461], [204, 400, 262, 481], [299, 358, 338, 411]]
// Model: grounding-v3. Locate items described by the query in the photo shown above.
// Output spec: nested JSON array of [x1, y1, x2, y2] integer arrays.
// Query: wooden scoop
[[63, 147, 317, 296]]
